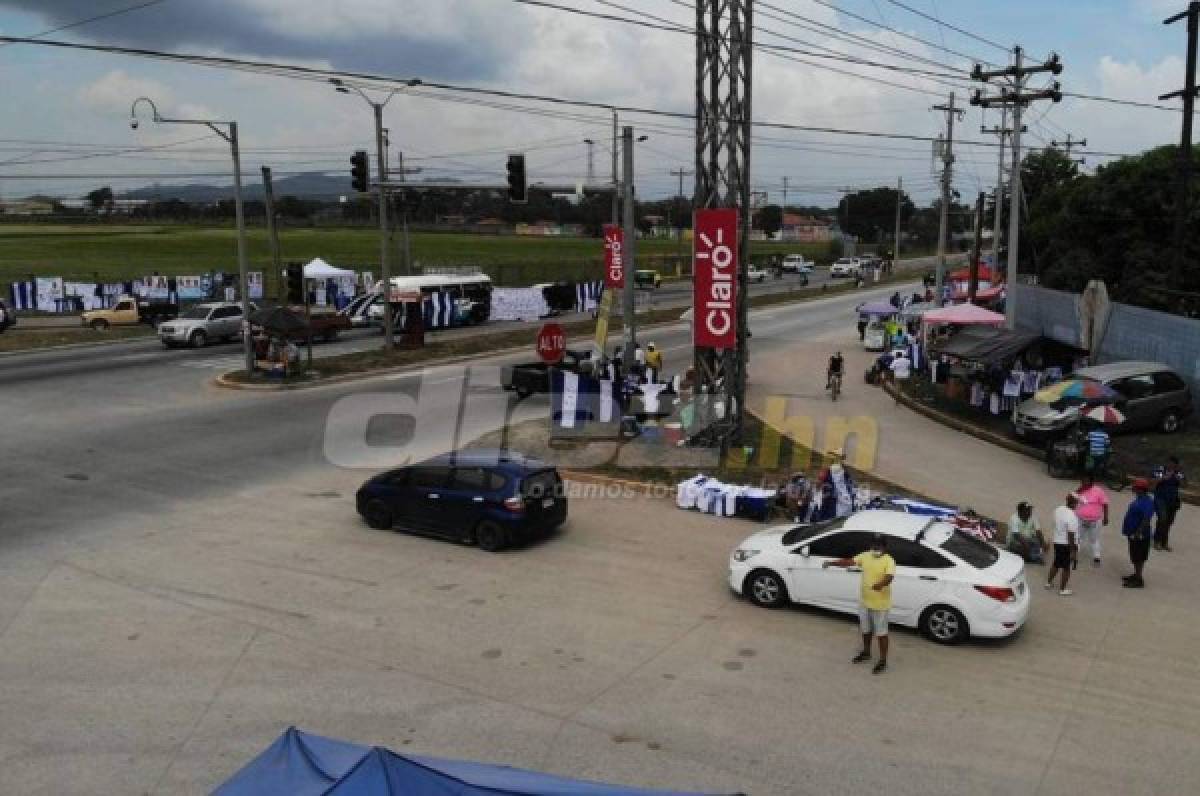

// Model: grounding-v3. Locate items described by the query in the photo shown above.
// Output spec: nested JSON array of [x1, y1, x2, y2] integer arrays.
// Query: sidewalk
[[745, 320, 1196, 531]]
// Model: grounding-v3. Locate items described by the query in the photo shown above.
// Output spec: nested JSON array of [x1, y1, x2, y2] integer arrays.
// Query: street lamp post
[[332, 78, 420, 352], [131, 97, 253, 375]]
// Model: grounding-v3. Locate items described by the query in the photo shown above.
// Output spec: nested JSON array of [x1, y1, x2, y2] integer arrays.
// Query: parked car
[[780, 254, 814, 274], [81, 295, 178, 329], [501, 349, 590, 399], [159, 302, 256, 348], [634, 269, 662, 289], [355, 449, 568, 551], [746, 265, 767, 283], [1013, 361, 1193, 438], [728, 510, 1029, 644], [830, 258, 861, 278], [0, 299, 14, 333]]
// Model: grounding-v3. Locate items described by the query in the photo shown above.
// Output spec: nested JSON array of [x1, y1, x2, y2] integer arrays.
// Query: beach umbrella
[[1034, 378, 1118, 405], [249, 306, 308, 335], [1083, 405, 1126, 425]]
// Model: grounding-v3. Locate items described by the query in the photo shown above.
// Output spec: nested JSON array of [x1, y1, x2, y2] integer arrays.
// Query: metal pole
[[992, 104, 1008, 260], [622, 126, 637, 365], [893, 176, 903, 265], [782, 176, 789, 209], [399, 150, 413, 276], [1006, 48, 1026, 329], [611, 109, 620, 226], [935, 92, 957, 307], [261, 166, 283, 305], [969, 192, 985, 302], [229, 122, 254, 374], [374, 102, 393, 350], [1170, 2, 1199, 291]]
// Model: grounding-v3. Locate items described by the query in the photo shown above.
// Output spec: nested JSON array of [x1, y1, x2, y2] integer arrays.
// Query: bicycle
[[828, 371, 843, 401]]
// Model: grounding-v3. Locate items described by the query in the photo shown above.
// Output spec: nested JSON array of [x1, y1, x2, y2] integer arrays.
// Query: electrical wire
[[881, 0, 1012, 53], [0, 0, 172, 46]]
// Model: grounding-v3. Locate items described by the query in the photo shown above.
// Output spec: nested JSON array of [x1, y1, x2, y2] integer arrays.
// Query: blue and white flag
[[550, 370, 622, 431], [9, 281, 34, 310]]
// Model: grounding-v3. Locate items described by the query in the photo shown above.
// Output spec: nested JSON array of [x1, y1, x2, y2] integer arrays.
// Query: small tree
[[86, 186, 114, 212], [755, 204, 783, 239]]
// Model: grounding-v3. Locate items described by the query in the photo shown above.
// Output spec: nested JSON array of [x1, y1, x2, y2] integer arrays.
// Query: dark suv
[[355, 449, 567, 551]]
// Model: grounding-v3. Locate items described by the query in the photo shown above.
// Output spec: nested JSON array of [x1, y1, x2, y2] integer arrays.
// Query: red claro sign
[[693, 208, 739, 349], [536, 322, 566, 364], [603, 224, 625, 288]]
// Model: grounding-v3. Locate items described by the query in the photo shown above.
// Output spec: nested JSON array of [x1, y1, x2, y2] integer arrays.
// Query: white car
[[830, 258, 861, 278], [746, 265, 767, 283], [780, 254, 813, 274], [728, 510, 1030, 644]]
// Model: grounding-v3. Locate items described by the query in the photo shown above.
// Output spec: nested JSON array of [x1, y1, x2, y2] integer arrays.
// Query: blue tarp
[[214, 727, 741, 796]]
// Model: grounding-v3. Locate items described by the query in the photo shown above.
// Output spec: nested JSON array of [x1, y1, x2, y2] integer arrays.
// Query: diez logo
[[603, 224, 624, 288], [693, 208, 738, 348]]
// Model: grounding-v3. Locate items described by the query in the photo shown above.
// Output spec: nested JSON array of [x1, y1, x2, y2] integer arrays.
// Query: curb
[[559, 470, 677, 497], [883, 380, 1200, 508], [0, 333, 156, 358], [213, 275, 929, 393]]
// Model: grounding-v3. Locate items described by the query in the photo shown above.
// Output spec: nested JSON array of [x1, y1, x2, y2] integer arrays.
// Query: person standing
[[857, 317, 868, 342], [1046, 495, 1080, 596], [644, 342, 663, 383], [1073, 474, 1110, 567], [1153, 456, 1184, 552], [1122, 479, 1157, 588], [824, 534, 896, 675], [1007, 501, 1046, 564]]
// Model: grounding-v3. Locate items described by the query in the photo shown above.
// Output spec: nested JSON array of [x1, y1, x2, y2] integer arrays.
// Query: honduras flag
[[550, 370, 622, 432]]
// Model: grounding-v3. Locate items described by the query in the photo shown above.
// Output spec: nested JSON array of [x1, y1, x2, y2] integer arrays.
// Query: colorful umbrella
[[1084, 405, 1126, 425], [1034, 378, 1118, 405]]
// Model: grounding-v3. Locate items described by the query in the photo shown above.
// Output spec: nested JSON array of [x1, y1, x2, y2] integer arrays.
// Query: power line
[[0, 0, 172, 46], [882, 0, 1011, 53], [804, 0, 994, 66]]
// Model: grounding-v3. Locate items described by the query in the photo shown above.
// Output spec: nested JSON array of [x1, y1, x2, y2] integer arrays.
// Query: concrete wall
[[1014, 283, 1200, 391]]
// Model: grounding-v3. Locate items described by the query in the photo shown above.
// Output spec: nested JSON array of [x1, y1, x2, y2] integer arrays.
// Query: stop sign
[[536, 322, 566, 364]]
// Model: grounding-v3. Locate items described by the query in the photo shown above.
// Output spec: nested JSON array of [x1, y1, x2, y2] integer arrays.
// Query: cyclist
[[827, 351, 845, 392]]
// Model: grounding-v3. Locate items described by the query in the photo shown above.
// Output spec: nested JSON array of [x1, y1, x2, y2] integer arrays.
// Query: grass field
[[0, 223, 838, 287]]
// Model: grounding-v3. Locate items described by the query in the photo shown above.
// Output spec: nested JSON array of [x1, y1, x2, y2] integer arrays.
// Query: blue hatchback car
[[355, 449, 568, 551]]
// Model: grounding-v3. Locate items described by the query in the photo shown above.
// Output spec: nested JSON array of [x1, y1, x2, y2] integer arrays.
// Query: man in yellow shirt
[[824, 534, 896, 674]]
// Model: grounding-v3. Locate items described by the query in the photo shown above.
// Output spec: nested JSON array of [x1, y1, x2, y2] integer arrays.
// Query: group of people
[[1004, 457, 1185, 593]]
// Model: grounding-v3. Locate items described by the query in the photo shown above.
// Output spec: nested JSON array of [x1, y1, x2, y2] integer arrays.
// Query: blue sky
[[0, 0, 1192, 204]]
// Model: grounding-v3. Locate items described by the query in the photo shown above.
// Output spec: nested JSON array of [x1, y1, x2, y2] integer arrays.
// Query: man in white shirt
[[1046, 494, 1080, 596], [890, 352, 912, 381]]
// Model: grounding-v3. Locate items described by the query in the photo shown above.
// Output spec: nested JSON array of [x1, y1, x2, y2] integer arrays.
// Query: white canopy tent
[[303, 258, 354, 278]]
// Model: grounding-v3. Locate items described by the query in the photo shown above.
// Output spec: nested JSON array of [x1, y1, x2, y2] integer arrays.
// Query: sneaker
[[1123, 579, 1144, 589], [1092, 558, 1101, 567], [872, 660, 887, 675], [1059, 589, 1074, 597], [1044, 581, 1054, 590], [851, 651, 871, 664], [1163, 546, 1173, 553]]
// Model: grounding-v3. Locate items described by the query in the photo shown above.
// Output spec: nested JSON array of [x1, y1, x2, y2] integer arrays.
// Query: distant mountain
[[122, 172, 351, 202]]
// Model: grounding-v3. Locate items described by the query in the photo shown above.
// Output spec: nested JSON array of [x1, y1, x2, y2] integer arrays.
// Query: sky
[[0, 0, 1192, 205]]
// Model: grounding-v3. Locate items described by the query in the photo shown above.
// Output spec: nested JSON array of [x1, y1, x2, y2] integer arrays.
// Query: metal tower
[[694, 0, 753, 443]]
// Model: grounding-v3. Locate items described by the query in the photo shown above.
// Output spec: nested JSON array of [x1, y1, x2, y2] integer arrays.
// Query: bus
[[352, 273, 494, 329]]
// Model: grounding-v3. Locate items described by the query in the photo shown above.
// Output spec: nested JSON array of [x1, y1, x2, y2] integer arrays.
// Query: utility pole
[[584, 138, 596, 184], [1160, 2, 1200, 296], [1051, 133, 1088, 164], [781, 176, 789, 209], [621, 126, 638, 367], [261, 166, 283, 305], [981, 103, 1018, 260], [611, 109, 620, 226], [893, 177, 903, 265], [670, 167, 692, 246], [969, 191, 986, 302], [932, 92, 963, 307], [372, 103, 393, 349], [972, 46, 1063, 328], [396, 150, 415, 276]]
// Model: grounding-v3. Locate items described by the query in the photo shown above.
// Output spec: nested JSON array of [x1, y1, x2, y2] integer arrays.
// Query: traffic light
[[285, 262, 305, 305], [506, 153, 527, 204], [351, 150, 370, 193]]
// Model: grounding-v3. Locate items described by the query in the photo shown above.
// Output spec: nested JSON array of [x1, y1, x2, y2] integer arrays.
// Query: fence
[[1014, 283, 1200, 391]]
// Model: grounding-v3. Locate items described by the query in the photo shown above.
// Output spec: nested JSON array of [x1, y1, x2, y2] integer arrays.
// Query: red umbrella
[[1084, 405, 1126, 425]]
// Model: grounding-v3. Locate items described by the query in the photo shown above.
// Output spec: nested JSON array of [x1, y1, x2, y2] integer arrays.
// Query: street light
[[130, 97, 254, 375], [330, 77, 421, 351]]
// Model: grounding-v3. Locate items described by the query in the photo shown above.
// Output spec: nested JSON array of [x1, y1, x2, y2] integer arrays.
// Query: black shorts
[[1128, 537, 1152, 564], [1053, 543, 1074, 569]]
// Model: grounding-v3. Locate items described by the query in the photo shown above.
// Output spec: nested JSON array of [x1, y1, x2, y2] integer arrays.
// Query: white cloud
[[78, 69, 172, 114]]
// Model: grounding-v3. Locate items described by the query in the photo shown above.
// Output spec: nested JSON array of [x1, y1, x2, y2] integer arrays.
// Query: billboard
[[603, 224, 624, 289], [693, 208, 738, 349]]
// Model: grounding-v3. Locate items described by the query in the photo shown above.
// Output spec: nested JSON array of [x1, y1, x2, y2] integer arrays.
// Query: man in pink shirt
[[1073, 474, 1110, 566]]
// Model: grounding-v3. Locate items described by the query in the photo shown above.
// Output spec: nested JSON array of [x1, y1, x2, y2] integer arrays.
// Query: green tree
[[86, 185, 114, 211], [755, 204, 783, 238], [838, 187, 914, 243]]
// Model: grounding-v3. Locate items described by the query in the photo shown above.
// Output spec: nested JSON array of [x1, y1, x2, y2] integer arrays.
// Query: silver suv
[[159, 302, 254, 348], [1014, 361, 1193, 438]]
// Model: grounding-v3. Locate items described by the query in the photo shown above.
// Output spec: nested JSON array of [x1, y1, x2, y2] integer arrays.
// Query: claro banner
[[692, 208, 738, 349], [603, 224, 625, 288]]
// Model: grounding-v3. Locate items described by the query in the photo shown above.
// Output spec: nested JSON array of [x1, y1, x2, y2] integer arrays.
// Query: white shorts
[[858, 607, 889, 636]]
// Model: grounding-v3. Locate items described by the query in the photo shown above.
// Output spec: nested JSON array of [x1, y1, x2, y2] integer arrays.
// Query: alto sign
[[603, 224, 625, 288], [692, 208, 739, 349], [536, 322, 567, 364]]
